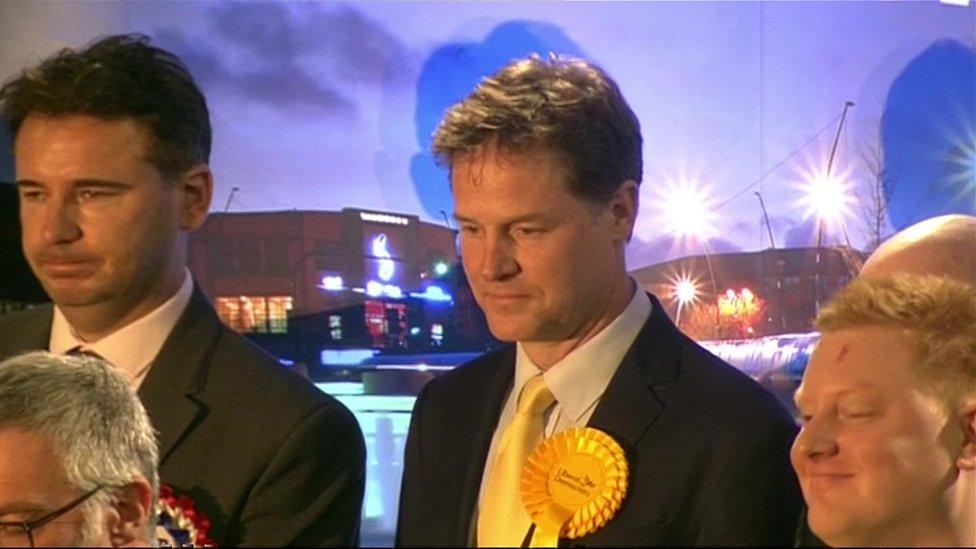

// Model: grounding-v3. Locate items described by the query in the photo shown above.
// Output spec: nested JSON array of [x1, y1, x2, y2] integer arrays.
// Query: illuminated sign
[[365, 280, 403, 299], [320, 275, 345, 291], [360, 212, 410, 226], [409, 285, 453, 303], [371, 234, 396, 282]]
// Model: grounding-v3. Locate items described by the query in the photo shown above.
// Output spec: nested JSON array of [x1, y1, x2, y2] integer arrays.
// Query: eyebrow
[[453, 212, 549, 225], [16, 178, 132, 189], [793, 385, 881, 406]]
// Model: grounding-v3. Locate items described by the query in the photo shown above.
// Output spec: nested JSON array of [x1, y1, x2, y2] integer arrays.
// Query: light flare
[[655, 177, 718, 245], [793, 162, 857, 233]]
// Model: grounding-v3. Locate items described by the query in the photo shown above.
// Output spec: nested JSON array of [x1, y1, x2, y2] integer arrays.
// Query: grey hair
[[0, 351, 159, 542]]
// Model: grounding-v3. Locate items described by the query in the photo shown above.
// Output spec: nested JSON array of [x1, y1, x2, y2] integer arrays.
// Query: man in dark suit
[[0, 34, 364, 546], [396, 56, 802, 546]]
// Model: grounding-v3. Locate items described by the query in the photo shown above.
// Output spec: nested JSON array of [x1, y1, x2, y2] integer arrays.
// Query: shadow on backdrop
[[408, 21, 586, 221], [882, 39, 976, 230], [0, 118, 47, 304]]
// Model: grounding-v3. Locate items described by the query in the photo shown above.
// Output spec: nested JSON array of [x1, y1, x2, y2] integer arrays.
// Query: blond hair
[[816, 274, 975, 404]]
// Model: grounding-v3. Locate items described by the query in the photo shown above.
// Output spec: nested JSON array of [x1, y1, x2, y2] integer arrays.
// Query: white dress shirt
[[49, 269, 194, 388], [474, 283, 652, 523]]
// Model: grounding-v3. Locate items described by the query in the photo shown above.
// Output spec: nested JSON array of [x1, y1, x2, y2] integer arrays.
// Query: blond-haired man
[[792, 275, 975, 546]]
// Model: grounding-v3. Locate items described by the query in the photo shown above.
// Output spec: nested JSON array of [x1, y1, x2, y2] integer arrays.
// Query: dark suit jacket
[[0, 287, 365, 547], [397, 294, 802, 547]]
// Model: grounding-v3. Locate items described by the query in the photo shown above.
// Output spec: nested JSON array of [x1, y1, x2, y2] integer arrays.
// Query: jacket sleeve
[[238, 401, 366, 546], [695, 415, 804, 546]]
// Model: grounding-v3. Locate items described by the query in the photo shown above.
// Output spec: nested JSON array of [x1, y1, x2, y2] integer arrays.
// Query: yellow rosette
[[520, 427, 628, 547]]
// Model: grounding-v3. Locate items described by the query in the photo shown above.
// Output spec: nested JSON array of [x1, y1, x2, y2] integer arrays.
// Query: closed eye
[[78, 189, 115, 200], [512, 226, 545, 237], [841, 410, 875, 419], [19, 190, 46, 202]]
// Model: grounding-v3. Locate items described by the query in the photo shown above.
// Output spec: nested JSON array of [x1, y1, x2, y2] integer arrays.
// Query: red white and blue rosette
[[156, 485, 215, 547]]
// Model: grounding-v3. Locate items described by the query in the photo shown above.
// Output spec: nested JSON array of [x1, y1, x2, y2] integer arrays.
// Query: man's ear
[[957, 399, 976, 471], [177, 164, 213, 231], [607, 179, 639, 243], [109, 478, 154, 548]]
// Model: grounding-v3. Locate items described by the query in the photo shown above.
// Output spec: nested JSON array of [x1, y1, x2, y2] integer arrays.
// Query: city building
[[187, 208, 494, 368]]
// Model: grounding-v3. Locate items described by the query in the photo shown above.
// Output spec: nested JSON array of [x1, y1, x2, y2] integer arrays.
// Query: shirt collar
[[514, 281, 652, 423], [50, 269, 194, 377]]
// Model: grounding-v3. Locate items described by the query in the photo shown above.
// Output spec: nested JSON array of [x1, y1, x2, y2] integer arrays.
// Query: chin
[[43, 288, 106, 308], [808, 510, 863, 547], [484, 319, 537, 343], [486, 326, 526, 343]]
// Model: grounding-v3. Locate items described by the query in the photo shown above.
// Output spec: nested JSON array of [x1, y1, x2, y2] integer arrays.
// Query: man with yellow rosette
[[396, 55, 803, 547]]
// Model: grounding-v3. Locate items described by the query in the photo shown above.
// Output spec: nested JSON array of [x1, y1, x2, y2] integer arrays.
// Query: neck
[[950, 470, 976, 547], [61, 269, 185, 342], [523, 274, 635, 370]]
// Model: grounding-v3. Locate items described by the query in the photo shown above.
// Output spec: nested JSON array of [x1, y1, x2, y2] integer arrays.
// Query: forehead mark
[[834, 343, 849, 363]]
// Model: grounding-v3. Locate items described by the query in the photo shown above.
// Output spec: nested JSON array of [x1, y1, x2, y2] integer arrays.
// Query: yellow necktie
[[478, 375, 556, 547]]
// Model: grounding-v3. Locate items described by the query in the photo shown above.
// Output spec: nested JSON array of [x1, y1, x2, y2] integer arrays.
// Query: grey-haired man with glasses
[[0, 351, 158, 547]]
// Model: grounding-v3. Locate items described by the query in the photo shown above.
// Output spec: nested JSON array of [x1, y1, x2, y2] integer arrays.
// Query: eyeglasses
[[0, 486, 103, 548]]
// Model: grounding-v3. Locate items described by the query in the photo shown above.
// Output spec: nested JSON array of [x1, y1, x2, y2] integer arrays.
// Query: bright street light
[[667, 271, 701, 328], [656, 177, 718, 244], [796, 169, 856, 227], [675, 279, 699, 305], [944, 127, 975, 203]]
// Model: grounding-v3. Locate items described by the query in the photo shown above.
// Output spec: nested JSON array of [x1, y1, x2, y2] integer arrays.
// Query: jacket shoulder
[[204, 323, 344, 416], [664, 330, 796, 427], [419, 344, 513, 402]]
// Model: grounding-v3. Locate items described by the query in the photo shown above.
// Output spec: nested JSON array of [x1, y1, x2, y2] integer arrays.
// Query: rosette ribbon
[[520, 427, 629, 547], [156, 485, 215, 547]]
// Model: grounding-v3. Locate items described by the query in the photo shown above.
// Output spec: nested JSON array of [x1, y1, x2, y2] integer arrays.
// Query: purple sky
[[1, 1, 973, 269]]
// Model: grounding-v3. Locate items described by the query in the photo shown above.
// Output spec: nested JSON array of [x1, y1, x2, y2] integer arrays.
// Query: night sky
[[1, 1, 973, 269]]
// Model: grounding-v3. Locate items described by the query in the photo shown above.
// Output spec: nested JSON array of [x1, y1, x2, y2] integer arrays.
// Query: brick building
[[187, 208, 494, 365]]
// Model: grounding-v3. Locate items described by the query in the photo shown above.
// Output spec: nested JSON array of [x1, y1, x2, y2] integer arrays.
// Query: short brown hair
[[816, 275, 976, 404], [433, 55, 642, 203], [0, 33, 210, 179]]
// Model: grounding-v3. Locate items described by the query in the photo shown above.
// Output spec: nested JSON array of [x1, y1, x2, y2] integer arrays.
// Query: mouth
[[38, 259, 97, 278], [484, 293, 531, 303], [805, 472, 855, 491]]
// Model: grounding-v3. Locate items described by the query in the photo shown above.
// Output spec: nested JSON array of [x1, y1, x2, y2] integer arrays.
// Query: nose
[[479, 233, 520, 282], [792, 416, 839, 462], [40, 194, 82, 245]]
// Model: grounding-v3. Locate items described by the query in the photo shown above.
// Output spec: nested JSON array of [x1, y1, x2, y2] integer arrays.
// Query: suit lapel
[[448, 346, 516, 546], [575, 294, 684, 546], [138, 286, 219, 465], [588, 294, 681, 454]]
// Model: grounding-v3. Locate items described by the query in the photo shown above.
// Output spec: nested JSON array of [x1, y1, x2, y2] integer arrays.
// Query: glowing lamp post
[[658, 178, 720, 330], [798, 100, 855, 310], [669, 273, 701, 328]]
